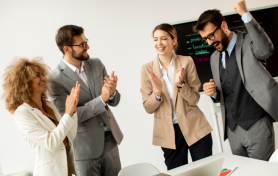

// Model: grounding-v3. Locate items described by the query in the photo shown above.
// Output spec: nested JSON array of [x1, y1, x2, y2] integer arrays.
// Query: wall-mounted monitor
[[173, 5, 278, 91]]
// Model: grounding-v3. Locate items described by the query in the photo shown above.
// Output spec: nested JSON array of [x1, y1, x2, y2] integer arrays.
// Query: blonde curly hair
[[2, 57, 51, 114]]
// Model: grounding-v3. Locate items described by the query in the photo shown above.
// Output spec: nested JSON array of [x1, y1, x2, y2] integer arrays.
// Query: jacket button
[[99, 123, 103, 126], [176, 113, 180, 116]]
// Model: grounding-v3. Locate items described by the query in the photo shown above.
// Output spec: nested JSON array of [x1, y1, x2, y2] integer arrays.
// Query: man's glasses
[[68, 39, 88, 49], [200, 23, 222, 44]]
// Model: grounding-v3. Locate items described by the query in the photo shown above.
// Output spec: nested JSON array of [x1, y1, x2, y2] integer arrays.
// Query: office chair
[[118, 163, 160, 176]]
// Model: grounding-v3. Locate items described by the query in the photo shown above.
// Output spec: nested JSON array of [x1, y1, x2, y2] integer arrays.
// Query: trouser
[[227, 115, 275, 161], [75, 133, 121, 176], [161, 123, 213, 170]]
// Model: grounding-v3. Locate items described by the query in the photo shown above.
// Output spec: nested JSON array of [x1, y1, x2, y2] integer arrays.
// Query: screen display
[[173, 6, 278, 91]]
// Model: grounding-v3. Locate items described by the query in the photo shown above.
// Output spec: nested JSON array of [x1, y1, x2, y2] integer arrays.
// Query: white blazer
[[14, 101, 78, 176]]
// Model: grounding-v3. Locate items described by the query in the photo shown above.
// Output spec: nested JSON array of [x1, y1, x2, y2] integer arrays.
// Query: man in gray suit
[[194, 0, 278, 160], [49, 25, 123, 176]]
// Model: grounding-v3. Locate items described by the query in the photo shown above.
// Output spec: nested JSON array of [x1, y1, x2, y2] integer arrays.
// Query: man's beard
[[211, 30, 230, 52], [72, 49, 90, 61]]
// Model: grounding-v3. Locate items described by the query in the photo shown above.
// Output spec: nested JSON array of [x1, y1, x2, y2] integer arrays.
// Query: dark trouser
[[75, 133, 121, 176], [161, 123, 212, 170], [227, 115, 275, 161]]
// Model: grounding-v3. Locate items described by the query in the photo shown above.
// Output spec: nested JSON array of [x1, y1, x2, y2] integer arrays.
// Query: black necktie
[[224, 50, 229, 69]]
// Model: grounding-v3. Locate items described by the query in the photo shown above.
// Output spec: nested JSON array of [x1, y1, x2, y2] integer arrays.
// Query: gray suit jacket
[[210, 17, 278, 140], [49, 58, 123, 160]]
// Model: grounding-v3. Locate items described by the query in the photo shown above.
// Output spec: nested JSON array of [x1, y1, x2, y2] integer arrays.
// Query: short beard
[[212, 30, 230, 52], [221, 31, 230, 51], [72, 49, 90, 61]]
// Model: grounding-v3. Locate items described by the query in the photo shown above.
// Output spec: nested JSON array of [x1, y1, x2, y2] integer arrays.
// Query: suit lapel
[[47, 101, 72, 140], [83, 61, 96, 97], [173, 55, 181, 108], [235, 31, 245, 84], [58, 59, 91, 95], [153, 56, 171, 104], [213, 52, 221, 90], [23, 103, 56, 131]]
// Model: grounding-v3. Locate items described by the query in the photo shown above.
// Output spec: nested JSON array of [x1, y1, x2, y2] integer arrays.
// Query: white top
[[155, 58, 178, 124], [14, 101, 77, 176]]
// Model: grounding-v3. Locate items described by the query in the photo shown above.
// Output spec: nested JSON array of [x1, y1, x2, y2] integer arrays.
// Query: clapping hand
[[65, 81, 81, 116], [101, 71, 118, 102], [150, 70, 162, 96], [104, 71, 118, 96], [175, 68, 185, 86]]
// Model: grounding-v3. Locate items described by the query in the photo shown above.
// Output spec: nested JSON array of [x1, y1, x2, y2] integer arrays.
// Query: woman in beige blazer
[[2, 57, 80, 176], [140, 23, 213, 170]]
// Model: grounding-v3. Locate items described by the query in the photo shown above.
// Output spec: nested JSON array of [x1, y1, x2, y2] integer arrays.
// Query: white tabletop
[[165, 153, 278, 176]]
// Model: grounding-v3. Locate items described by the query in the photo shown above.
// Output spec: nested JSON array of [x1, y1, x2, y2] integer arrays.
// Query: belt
[[105, 130, 112, 138]]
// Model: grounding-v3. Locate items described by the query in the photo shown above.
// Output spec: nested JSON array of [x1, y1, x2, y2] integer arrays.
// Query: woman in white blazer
[[2, 57, 80, 176]]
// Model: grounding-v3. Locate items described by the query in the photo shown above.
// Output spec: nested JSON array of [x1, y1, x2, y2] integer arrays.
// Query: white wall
[[0, 162, 3, 175], [0, 0, 277, 174]]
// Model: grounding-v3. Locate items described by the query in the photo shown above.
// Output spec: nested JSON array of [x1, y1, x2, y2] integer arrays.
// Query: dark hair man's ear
[[63, 46, 71, 54]]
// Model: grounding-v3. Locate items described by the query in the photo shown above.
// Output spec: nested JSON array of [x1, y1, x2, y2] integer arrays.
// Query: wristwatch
[[177, 82, 185, 89]]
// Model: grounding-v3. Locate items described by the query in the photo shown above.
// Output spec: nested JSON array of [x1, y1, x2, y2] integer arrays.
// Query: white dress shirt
[[155, 58, 178, 124], [62, 58, 115, 131]]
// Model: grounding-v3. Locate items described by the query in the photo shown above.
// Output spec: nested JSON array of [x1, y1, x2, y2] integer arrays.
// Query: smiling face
[[199, 22, 229, 52], [153, 30, 177, 56], [31, 67, 47, 95], [71, 33, 90, 61]]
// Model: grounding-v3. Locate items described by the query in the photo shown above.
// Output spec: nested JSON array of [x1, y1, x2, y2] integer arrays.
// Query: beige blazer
[[140, 55, 212, 149], [14, 101, 78, 176]]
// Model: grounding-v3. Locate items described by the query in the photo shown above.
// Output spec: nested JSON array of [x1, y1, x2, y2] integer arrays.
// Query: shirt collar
[[62, 57, 85, 73], [225, 32, 237, 56], [158, 56, 174, 70]]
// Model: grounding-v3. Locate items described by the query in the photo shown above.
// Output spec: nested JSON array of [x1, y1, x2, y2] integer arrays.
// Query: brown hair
[[152, 23, 178, 52], [193, 9, 226, 33], [56, 25, 84, 54], [2, 57, 51, 114]]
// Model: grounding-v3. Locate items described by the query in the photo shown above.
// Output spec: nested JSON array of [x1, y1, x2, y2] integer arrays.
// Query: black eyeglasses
[[68, 39, 88, 49], [200, 23, 221, 44]]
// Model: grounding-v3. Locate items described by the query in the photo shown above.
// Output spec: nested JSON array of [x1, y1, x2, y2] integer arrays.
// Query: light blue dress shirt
[[211, 12, 252, 99]]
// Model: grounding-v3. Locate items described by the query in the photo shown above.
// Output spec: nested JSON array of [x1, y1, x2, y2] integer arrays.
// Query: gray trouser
[[227, 115, 275, 161], [75, 134, 121, 176]]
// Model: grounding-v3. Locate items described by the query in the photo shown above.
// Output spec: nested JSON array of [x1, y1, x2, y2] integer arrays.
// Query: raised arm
[[234, 0, 274, 60]]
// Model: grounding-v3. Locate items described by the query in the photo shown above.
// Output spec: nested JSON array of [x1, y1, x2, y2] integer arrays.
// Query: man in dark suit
[[194, 0, 278, 160], [49, 25, 123, 176]]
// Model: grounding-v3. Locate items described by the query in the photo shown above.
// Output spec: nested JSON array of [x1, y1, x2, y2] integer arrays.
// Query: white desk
[[165, 153, 278, 176]]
